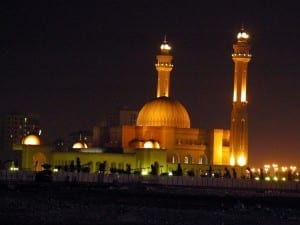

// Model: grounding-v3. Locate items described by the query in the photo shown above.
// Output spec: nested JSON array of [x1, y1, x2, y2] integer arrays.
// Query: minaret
[[155, 37, 173, 97], [230, 27, 252, 166]]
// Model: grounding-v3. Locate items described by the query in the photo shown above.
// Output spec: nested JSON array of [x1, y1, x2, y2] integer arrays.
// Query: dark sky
[[1, 0, 300, 167]]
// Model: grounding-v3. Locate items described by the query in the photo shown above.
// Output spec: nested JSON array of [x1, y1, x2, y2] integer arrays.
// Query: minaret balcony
[[232, 53, 252, 58], [155, 63, 174, 68]]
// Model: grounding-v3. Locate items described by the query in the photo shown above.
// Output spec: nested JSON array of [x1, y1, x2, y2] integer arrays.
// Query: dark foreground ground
[[0, 181, 300, 225]]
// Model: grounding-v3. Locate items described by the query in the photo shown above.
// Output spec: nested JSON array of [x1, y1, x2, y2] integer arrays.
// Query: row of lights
[[249, 164, 299, 182], [155, 63, 173, 67], [232, 53, 252, 57]]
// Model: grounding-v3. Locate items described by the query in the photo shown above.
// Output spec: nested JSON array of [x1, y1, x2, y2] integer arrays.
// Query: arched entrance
[[170, 154, 179, 163], [32, 152, 47, 171], [184, 154, 193, 164], [198, 154, 208, 164]]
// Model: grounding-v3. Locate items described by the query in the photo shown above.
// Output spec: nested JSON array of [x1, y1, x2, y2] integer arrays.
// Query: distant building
[[0, 113, 41, 166], [106, 106, 138, 127], [92, 107, 138, 148]]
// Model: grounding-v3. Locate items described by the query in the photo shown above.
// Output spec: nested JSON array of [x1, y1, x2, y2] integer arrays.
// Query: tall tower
[[155, 37, 173, 97], [230, 27, 252, 166]]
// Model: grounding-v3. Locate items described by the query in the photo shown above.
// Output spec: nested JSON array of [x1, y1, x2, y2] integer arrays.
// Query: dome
[[144, 139, 160, 149], [22, 134, 41, 145], [137, 96, 191, 128], [72, 142, 88, 149], [129, 138, 145, 148]]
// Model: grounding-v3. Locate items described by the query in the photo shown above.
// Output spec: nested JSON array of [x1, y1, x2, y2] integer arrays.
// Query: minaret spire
[[163, 34, 167, 43], [230, 27, 252, 167], [155, 37, 173, 97]]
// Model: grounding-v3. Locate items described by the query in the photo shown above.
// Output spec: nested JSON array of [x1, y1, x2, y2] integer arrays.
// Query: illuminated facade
[[230, 28, 251, 166], [123, 38, 229, 166], [15, 30, 251, 174]]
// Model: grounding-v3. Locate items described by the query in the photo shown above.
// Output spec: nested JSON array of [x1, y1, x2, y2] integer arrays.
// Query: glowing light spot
[[237, 155, 246, 166], [230, 156, 235, 166], [241, 89, 247, 102], [160, 43, 171, 51], [144, 141, 153, 148], [237, 31, 249, 40], [233, 91, 237, 102], [143, 140, 160, 149], [265, 176, 271, 181], [141, 170, 148, 176]]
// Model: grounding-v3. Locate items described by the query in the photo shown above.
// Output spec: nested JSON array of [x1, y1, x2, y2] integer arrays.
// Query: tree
[[99, 161, 106, 174], [224, 167, 231, 178], [150, 162, 159, 175], [208, 165, 213, 177], [187, 169, 195, 176], [174, 163, 183, 176], [70, 160, 75, 172], [76, 157, 81, 173], [232, 168, 237, 179], [35, 163, 52, 182], [125, 164, 131, 174]]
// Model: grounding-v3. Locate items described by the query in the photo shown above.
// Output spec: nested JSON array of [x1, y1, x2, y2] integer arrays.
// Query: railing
[[0, 170, 299, 192]]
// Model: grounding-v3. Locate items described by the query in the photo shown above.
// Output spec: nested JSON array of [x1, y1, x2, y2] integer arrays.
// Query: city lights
[[250, 163, 299, 182]]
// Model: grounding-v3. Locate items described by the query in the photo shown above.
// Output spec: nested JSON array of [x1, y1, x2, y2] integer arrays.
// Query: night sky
[[1, 1, 300, 167]]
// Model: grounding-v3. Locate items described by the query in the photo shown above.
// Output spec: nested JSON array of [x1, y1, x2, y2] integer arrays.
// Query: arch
[[198, 154, 208, 165], [118, 162, 124, 170], [171, 154, 179, 164], [32, 152, 47, 171], [184, 154, 193, 164]]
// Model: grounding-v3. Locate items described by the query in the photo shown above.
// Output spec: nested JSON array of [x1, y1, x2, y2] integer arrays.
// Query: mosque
[[14, 28, 252, 175]]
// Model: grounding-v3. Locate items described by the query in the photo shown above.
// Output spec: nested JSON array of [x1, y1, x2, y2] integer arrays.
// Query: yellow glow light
[[9, 166, 19, 171], [160, 43, 171, 51], [290, 166, 297, 172], [144, 141, 153, 148], [241, 90, 247, 102], [264, 164, 270, 173], [237, 155, 246, 166], [237, 31, 249, 40], [230, 156, 235, 166], [281, 166, 288, 172], [141, 170, 148, 176], [233, 91, 237, 102], [154, 141, 160, 149]]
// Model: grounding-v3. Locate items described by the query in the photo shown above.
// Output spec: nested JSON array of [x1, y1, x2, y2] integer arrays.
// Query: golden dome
[[22, 134, 41, 145], [144, 139, 160, 149], [136, 96, 191, 128], [72, 142, 88, 149]]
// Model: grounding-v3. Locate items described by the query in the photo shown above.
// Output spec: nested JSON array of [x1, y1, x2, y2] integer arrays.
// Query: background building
[[0, 112, 41, 167], [92, 107, 138, 148]]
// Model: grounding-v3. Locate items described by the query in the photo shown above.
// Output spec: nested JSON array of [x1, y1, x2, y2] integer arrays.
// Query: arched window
[[184, 155, 193, 164], [198, 155, 208, 165], [171, 154, 179, 164]]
